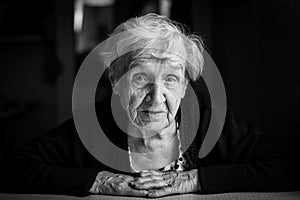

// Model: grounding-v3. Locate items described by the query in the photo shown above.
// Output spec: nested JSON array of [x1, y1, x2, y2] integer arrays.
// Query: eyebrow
[[130, 57, 184, 68], [168, 64, 183, 70], [129, 63, 184, 76], [129, 58, 149, 68]]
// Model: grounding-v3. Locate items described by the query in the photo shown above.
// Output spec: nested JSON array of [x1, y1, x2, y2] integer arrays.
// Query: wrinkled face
[[113, 54, 188, 134]]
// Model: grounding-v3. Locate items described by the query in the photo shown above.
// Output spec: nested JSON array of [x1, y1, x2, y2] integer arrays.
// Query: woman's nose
[[147, 83, 166, 105]]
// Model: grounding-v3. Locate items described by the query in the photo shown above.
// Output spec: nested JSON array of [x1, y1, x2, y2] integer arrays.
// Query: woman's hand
[[89, 171, 148, 197], [131, 169, 201, 197]]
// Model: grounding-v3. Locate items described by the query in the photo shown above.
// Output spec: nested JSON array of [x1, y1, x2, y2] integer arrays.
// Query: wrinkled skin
[[90, 170, 201, 197], [94, 54, 201, 197], [89, 171, 148, 196], [113, 55, 188, 138], [134, 169, 201, 197]]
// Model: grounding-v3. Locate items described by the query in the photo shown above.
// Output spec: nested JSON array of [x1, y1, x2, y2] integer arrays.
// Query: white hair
[[103, 13, 204, 82]]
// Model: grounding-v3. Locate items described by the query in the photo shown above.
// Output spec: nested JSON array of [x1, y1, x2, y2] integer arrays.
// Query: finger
[[113, 175, 134, 184], [140, 170, 164, 177], [126, 188, 149, 197], [133, 179, 169, 190], [122, 175, 135, 182], [134, 175, 164, 184], [147, 187, 174, 197], [114, 183, 149, 196]]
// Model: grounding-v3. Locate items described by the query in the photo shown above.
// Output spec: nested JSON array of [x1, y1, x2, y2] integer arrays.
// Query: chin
[[144, 120, 168, 129], [136, 119, 172, 136]]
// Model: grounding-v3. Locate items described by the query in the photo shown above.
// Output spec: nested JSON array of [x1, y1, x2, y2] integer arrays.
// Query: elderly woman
[[89, 13, 204, 196], [1, 13, 298, 197]]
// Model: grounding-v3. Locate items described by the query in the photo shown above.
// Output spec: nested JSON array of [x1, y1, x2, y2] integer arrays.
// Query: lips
[[137, 104, 168, 115], [144, 110, 166, 114]]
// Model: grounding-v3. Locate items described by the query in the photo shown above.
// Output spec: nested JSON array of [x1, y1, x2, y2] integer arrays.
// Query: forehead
[[129, 54, 186, 72]]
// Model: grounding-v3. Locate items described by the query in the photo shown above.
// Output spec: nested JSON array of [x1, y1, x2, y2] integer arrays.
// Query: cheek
[[128, 87, 147, 118], [165, 86, 186, 114], [165, 94, 180, 114], [114, 75, 131, 109], [128, 88, 146, 108], [116, 75, 146, 110]]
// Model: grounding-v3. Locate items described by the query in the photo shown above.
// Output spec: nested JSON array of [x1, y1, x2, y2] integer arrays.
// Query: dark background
[[0, 0, 299, 162]]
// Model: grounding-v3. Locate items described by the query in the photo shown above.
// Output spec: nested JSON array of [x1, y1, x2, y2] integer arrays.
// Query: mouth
[[141, 110, 166, 114], [133, 107, 169, 126]]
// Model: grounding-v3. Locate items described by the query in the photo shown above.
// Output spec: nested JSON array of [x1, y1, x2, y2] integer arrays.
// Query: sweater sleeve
[[195, 111, 299, 193], [1, 119, 104, 196]]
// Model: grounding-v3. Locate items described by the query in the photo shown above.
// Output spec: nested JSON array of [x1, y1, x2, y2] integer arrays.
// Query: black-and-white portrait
[[0, 0, 299, 199]]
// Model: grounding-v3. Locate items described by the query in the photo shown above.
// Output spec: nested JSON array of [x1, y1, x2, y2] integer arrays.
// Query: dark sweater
[[1, 76, 299, 196]]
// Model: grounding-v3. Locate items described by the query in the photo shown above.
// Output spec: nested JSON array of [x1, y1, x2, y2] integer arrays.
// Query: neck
[[127, 120, 177, 153]]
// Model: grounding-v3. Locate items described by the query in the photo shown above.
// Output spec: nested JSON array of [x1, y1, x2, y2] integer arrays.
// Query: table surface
[[1, 192, 300, 200]]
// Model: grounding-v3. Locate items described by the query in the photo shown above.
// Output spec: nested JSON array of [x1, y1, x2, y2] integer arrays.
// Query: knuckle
[[115, 185, 123, 191]]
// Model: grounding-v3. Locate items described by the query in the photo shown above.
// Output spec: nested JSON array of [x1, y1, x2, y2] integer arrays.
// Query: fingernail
[[148, 193, 154, 197]]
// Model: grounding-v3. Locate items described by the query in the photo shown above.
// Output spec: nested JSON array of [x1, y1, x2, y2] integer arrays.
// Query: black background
[[0, 0, 299, 164]]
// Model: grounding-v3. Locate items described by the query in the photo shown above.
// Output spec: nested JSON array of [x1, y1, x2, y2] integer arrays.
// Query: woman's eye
[[165, 75, 178, 83], [134, 75, 147, 82]]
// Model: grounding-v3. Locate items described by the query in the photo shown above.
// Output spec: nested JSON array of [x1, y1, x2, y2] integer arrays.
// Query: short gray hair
[[104, 13, 204, 83]]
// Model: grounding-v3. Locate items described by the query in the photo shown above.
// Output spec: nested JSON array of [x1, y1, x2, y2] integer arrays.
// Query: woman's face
[[113, 55, 188, 134]]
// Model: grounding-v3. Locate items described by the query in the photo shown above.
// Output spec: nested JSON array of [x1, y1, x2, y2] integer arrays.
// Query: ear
[[109, 75, 119, 94], [111, 81, 120, 94]]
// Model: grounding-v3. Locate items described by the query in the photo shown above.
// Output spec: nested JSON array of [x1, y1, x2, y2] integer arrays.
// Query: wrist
[[190, 169, 201, 192], [89, 171, 109, 194]]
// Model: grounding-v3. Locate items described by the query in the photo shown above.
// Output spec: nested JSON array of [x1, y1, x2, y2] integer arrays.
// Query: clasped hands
[[89, 169, 200, 197]]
